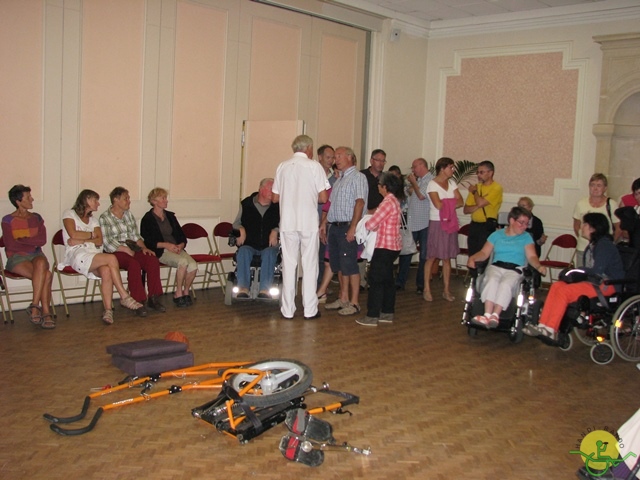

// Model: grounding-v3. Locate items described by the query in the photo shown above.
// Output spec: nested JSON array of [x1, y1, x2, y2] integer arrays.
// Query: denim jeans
[[236, 245, 279, 291], [395, 227, 428, 289]]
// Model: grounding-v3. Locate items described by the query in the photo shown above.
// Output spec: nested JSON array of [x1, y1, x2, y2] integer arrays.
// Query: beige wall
[[0, 0, 366, 229], [422, 19, 640, 238], [0, 0, 369, 299], [1, 0, 639, 298]]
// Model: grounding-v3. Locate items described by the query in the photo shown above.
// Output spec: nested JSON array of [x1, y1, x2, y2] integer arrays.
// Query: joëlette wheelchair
[[536, 244, 640, 365], [461, 260, 543, 344], [224, 229, 283, 306]]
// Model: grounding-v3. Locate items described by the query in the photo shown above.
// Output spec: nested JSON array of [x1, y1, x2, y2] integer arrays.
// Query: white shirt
[[273, 152, 330, 232]]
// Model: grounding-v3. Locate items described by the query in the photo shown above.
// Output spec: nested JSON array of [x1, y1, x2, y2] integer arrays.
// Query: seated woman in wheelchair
[[467, 206, 547, 328], [524, 212, 625, 340]]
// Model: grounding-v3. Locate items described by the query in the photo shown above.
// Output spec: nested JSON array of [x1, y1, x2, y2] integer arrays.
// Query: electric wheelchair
[[535, 244, 640, 365], [461, 260, 543, 344], [224, 229, 283, 306]]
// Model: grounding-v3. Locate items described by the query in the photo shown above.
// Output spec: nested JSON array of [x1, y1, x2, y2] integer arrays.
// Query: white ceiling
[[333, 0, 608, 22]]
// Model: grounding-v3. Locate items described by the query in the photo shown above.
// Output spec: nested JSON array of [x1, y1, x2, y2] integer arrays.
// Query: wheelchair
[[537, 244, 640, 365], [224, 230, 283, 306], [461, 261, 543, 344]]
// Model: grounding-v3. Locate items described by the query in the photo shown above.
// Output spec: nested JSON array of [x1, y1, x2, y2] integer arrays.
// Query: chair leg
[[55, 270, 70, 317]]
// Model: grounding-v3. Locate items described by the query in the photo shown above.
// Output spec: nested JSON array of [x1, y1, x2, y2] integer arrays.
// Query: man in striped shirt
[[320, 147, 368, 316]]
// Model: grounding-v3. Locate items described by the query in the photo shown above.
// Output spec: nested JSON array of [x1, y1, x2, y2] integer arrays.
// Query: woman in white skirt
[[423, 157, 464, 302], [60, 190, 143, 324]]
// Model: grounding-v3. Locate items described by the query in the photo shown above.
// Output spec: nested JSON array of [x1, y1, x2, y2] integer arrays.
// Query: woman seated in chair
[[61, 189, 144, 324], [1, 185, 55, 329], [467, 206, 547, 328], [524, 212, 625, 340], [141, 188, 197, 307]]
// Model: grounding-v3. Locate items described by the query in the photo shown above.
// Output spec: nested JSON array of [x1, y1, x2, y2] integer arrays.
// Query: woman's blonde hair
[[147, 187, 168, 206]]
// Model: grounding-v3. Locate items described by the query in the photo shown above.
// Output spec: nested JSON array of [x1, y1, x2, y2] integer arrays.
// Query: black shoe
[[174, 296, 188, 308], [147, 295, 166, 312], [135, 306, 148, 317], [257, 292, 271, 299], [237, 292, 250, 299], [395, 285, 404, 291], [416, 287, 424, 294], [184, 295, 193, 306], [304, 311, 321, 320]]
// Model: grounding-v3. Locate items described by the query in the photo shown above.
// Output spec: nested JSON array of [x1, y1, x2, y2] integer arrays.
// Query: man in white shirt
[[272, 135, 330, 319]]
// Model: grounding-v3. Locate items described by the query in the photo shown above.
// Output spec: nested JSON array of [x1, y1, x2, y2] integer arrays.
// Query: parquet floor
[[1, 271, 639, 480]]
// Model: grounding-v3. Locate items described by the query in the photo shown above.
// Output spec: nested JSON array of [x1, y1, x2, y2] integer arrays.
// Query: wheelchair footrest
[[279, 434, 324, 467], [285, 408, 334, 443]]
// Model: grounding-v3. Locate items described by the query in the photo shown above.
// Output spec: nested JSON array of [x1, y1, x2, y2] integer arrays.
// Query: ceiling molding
[[427, 0, 640, 38], [329, 0, 640, 38]]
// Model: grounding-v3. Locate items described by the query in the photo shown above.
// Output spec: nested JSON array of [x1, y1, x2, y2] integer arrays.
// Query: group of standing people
[[2, 185, 199, 329], [5, 140, 636, 334]]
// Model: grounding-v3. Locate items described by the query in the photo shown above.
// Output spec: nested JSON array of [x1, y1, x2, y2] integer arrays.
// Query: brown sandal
[[26, 304, 42, 325], [40, 313, 56, 329]]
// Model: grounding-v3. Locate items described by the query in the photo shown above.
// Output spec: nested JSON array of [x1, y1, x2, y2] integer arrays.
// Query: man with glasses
[[463, 160, 503, 256], [361, 149, 386, 214], [359, 149, 387, 289]]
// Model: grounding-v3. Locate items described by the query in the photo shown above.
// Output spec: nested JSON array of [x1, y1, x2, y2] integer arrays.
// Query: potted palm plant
[[428, 159, 478, 187]]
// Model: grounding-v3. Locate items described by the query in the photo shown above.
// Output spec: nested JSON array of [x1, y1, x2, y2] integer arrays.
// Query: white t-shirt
[[60, 209, 102, 279], [426, 179, 458, 221], [273, 152, 330, 232]]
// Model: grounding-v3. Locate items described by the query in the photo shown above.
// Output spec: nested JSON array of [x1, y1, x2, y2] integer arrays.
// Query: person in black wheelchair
[[230, 178, 280, 300], [524, 212, 625, 341], [465, 206, 547, 332]]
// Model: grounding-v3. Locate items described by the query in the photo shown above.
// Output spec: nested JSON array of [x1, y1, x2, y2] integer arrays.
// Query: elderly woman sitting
[[1, 185, 55, 329], [140, 188, 197, 307], [467, 206, 546, 328]]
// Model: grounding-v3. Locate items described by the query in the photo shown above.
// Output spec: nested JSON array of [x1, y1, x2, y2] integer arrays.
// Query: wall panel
[[317, 32, 363, 150], [0, 0, 43, 197], [248, 18, 302, 121], [443, 52, 578, 196], [79, 0, 145, 199], [171, 1, 227, 200]]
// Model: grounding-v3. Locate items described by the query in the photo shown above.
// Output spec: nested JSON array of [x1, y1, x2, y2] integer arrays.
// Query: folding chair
[[0, 236, 57, 323], [181, 223, 226, 296], [539, 234, 577, 284], [212, 221, 235, 278], [50, 229, 101, 317]]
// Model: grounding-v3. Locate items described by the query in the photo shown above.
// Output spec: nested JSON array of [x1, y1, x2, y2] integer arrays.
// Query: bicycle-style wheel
[[228, 359, 313, 407], [574, 325, 599, 346], [610, 295, 640, 362]]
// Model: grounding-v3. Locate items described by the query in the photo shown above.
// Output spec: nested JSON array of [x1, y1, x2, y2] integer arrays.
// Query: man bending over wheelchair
[[467, 206, 547, 328], [232, 178, 280, 298], [524, 212, 625, 340]]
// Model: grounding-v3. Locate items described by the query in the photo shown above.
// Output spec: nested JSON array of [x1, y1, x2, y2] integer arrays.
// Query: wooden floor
[[1, 271, 639, 480]]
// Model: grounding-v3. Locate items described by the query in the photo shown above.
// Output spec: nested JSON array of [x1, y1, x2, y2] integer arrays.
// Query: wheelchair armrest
[[473, 259, 489, 276], [228, 229, 241, 247]]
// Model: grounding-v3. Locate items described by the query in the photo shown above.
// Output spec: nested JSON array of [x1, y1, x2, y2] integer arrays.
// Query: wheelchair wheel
[[559, 332, 573, 351], [228, 359, 313, 408], [509, 319, 524, 344], [590, 342, 614, 365], [224, 273, 235, 306], [610, 295, 640, 362], [574, 326, 598, 346]]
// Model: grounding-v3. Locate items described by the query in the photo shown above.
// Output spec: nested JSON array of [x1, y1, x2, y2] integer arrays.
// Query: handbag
[[400, 214, 417, 256]]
